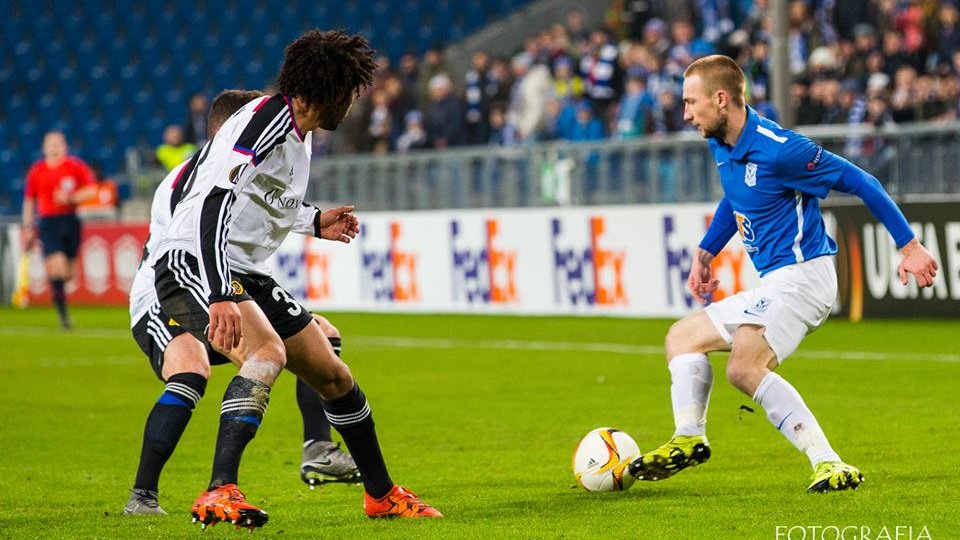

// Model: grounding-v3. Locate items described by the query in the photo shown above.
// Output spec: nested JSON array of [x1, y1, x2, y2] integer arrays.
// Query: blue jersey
[[700, 106, 913, 276]]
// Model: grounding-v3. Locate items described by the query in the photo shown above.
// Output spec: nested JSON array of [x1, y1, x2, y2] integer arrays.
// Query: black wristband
[[312, 206, 323, 238]]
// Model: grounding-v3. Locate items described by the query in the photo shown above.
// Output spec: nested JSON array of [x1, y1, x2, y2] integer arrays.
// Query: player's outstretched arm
[[897, 238, 939, 287], [316, 205, 359, 244], [688, 248, 719, 305], [825, 161, 938, 288]]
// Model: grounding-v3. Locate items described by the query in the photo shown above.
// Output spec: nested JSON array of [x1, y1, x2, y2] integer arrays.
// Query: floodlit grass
[[0, 307, 957, 539]]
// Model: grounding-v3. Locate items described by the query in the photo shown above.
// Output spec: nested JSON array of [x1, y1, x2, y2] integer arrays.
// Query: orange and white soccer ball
[[572, 427, 641, 492]]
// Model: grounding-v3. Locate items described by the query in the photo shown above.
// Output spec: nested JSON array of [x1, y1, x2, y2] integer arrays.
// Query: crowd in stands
[[155, 1, 960, 163]]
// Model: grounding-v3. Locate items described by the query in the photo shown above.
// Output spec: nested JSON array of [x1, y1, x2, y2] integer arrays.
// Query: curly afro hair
[[277, 29, 377, 106]]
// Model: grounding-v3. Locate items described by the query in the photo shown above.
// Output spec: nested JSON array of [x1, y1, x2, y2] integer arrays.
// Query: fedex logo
[[303, 237, 331, 302], [663, 215, 694, 308], [663, 213, 752, 308], [450, 219, 518, 304], [358, 221, 419, 303], [551, 216, 626, 307], [274, 250, 308, 300]]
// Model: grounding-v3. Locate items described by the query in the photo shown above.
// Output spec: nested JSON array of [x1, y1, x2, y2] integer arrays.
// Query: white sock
[[753, 372, 841, 468], [669, 353, 713, 437]]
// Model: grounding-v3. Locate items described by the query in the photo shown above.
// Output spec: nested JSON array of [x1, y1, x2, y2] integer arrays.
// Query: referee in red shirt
[[22, 131, 97, 328]]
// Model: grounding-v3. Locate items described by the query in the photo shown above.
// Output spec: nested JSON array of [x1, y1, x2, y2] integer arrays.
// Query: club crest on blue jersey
[[744, 162, 758, 187]]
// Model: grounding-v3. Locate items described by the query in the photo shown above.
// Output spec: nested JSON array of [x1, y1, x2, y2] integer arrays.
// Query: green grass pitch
[[0, 307, 957, 539]]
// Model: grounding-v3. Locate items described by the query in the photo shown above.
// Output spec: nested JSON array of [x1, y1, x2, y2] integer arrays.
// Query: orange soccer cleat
[[190, 484, 269, 530], [363, 485, 442, 518]]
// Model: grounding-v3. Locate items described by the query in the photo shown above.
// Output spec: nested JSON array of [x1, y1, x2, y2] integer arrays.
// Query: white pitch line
[[350, 336, 960, 363], [1, 327, 958, 364], [0, 326, 131, 339]]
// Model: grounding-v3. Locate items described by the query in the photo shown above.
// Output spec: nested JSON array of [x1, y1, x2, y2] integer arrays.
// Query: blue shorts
[[38, 214, 81, 258]]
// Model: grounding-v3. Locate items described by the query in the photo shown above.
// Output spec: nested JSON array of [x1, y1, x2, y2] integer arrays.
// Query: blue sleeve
[[833, 162, 915, 249], [699, 198, 738, 255], [775, 135, 847, 198]]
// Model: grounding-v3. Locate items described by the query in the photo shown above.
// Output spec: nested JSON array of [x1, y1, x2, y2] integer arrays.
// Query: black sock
[[297, 378, 331, 443], [297, 337, 340, 444], [134, 373, 207, 492], [323, 384, 392, 498], [50, 279, 68, 321], [208, 376, 271, 490]]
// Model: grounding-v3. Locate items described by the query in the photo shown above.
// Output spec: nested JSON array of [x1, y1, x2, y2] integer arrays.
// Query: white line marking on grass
[[352, 336, 665, 356], [1, 327, 958, 363], [0, 326, 131, 339], [352, 336, 960, 363]]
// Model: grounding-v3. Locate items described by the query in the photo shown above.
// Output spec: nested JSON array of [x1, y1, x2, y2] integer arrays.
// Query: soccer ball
[[572, 427, 641, 492]]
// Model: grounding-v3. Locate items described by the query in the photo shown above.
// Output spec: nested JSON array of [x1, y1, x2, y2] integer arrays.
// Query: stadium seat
[[4, 0, 535, 179]]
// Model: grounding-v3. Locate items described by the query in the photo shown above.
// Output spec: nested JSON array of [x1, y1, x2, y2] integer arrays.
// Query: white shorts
[[704, 255, 837, 363]]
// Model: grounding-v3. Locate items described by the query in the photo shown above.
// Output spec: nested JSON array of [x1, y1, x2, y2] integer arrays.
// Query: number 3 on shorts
[[272, 286, 303, 316]]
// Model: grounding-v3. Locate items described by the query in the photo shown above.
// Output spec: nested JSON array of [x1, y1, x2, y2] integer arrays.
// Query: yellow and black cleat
[[807, 461, 864, 493], [628, 435, 711, 481]]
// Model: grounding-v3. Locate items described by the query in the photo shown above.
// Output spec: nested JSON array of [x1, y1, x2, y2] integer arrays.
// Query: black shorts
[[232, 272, 313, 339], [38, 214, 81, 258], [131, 301, 231, 381], [154, 250, 312, 343], [154, 250, 253, 342]]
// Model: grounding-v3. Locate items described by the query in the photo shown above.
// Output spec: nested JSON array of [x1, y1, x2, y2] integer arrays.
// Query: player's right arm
[[690, 198, 737, 304]]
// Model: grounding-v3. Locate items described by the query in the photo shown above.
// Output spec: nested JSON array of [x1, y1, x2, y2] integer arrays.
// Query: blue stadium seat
[[3, 0, 535, 175]]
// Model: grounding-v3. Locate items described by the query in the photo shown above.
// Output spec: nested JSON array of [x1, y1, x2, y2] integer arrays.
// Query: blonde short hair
[[684, 55, 745, 107]]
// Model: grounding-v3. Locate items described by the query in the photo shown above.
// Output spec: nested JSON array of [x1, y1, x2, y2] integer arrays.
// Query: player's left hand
[[898, 238, 938, 288], [318, 205, 359, 243]]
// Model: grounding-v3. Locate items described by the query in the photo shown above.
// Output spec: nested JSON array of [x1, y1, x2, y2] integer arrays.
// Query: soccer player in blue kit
[[628, 55, 939, 492]]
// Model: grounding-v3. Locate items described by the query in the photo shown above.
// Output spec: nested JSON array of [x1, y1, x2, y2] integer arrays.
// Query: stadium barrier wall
[[3, 201, 956, 318], [5, 222, 149, 307], [829, 200, 960, 319], [271, 202, 959, 318], [272, 204, 761, 317]]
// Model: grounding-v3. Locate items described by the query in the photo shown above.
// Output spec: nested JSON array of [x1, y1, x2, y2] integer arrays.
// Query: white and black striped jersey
[[129, 159, 190, 327], [132, 152, 318, 324], [152, 94, 319, 303]]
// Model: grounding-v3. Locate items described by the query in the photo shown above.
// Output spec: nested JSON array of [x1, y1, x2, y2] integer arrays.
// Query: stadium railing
[[124, 120, 960, 214]]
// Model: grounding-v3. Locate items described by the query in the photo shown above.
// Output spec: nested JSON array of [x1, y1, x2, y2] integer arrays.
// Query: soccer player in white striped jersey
[[151, 30, 440, 528], [124, 90, 358, 517], [628, 55, 938, 492]]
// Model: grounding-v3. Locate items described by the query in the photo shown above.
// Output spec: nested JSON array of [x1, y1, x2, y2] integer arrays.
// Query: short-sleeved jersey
[[24, 156, 96, 217], [131, 152, 318, 325], [706, 107, 850, 275], [129, 160, 190, 326], [153, 94, 316, 302]]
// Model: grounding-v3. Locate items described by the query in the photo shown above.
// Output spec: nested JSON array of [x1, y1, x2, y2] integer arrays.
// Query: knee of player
[[252, 338, 287, 368], [185, 363, 211, 380], [329, 360, 354, 390], [311, 314, 340, 339], [664, 320, 689, 358], [724, 357, 762, 391]]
